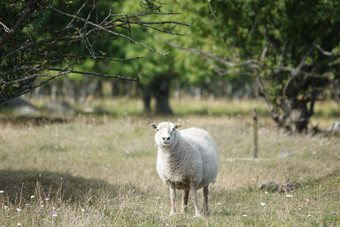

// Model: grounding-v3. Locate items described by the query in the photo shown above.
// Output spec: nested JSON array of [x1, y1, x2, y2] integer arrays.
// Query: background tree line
[[1, 0, 340, 133]]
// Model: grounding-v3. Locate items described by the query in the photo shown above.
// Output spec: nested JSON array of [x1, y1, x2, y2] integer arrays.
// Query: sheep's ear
[[174, 122, 181, 129], [150, 123, 157, 129]]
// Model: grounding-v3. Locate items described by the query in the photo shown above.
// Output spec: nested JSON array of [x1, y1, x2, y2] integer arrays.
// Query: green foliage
[[174, 0, 340, 131], [1, 0, 190, 104]]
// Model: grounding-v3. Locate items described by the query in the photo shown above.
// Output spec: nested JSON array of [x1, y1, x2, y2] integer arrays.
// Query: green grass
[[0, 98, 339, 226]]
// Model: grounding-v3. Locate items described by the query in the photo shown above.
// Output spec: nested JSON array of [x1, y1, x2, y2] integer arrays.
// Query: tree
[[110, 0, 222, 114], [0, 0, 187, 104], [103, 1, 179, 115], [171, 0, 340, 132]]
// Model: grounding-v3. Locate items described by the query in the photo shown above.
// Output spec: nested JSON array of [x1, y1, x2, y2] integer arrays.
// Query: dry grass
[[0, 99, 339, 226]]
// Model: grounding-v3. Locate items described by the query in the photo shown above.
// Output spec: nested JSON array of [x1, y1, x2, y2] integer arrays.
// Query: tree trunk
[[140, 71, 177, 115], [152, 74, 173, 115], [264, 97, 315, 133], [282, 99, 314, 133], [154, 88, 172, 115], [142, 91, 152, 113], [256, 68, 329, 133]]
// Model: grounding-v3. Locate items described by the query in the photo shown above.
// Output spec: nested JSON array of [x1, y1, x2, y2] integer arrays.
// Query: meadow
[[0, 98, 339, 226]]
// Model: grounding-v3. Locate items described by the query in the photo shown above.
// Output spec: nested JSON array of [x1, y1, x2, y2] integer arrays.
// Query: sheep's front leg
[[203, 186, 209, 215], [190, 184, 202, 217], [181, 190, 189, 213], [169, 182, 176, 216]]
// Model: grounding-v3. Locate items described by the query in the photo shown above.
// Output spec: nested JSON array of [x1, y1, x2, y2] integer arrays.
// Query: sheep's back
[[180, 127, 219, 187]]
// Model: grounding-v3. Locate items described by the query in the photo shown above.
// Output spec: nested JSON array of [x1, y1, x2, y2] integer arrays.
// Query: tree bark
[[281, 99, 314, 133], [142, 90, 152, 113], [140, 71, 177, 115], [152, 75, 173, 115]]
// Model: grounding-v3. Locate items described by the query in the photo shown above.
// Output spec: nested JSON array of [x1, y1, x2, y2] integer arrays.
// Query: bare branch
[[66, 0, 88, 30], [260, 42, 268, 60], [0, 75, 39, 85], [283, 44, 315, 96], [0, 1, 188, 104], [0, 21, 10, 32], [0, 3, 37, 45], [49, 54, 145, 62], [316, 44, 333, 56], [128, 20, 191, 27], [48, 4, 172, 56], [47, 68, 139, 81], [296, 44, 315, 73], [167, 41, 235, 67], [168, 41, 263, 72], [208, 2, 216, 20], [10, 76, 61, 101]]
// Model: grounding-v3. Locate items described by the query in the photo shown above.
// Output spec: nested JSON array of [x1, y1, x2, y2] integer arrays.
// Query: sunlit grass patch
[[0, 115, 339, 226], [171, 97, 269, 117]]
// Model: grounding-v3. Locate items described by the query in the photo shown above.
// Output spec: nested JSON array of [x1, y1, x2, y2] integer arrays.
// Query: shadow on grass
[[0, 169, 141, 205]]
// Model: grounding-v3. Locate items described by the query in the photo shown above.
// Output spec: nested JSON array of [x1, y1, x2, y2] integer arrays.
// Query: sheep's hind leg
[[169, 182, 176, 216], [203, 186, 209, 215], [181, 190, 189, 213], [190, 184, 202, 217]]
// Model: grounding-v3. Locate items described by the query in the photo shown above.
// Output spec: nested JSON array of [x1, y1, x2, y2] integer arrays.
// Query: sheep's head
[[150, 122, 181, 147]]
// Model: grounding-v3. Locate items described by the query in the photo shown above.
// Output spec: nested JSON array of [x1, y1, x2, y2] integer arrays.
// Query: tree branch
[[48, 4, 176, 56], [0, 21, 10, 33], [0, 1, 38, 45], [0, 0, 188, 104], [316, 44, 333, 56], [47, 68, 139, 81]]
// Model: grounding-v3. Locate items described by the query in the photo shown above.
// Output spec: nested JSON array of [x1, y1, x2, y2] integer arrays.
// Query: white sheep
[[150, 122, 218, 216]]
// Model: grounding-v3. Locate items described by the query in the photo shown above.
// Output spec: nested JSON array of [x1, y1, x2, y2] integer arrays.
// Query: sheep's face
[[150, 122, 181, 147]]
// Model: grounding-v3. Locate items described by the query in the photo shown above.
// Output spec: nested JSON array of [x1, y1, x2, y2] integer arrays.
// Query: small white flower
[[286, 194, 293, 198], [307, 213, 312, 217], [298, 208, 301, 211], [41, 205, 44, 208], [81, 208, 85, 212], [16, 208, 22, 212], [260, 202, 266, 206], [45, 198, 50, 201], [17, 223, 22, 226], [265, 191, 268, 194], [3, 206, 9, 210], [242, 214, 248, 217], [30, 195, 35, 199], [52, 213, 58, 218], [306, 199, 310, 202], [0, 190, 4, 194], [217, 203, 222, 206]]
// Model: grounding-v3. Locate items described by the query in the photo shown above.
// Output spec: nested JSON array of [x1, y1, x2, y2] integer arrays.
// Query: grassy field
[[0, 98, 339, 226]]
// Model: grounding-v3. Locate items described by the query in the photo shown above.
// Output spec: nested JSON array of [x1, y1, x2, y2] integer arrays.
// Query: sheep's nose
[[162, 136, 170, 142]]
